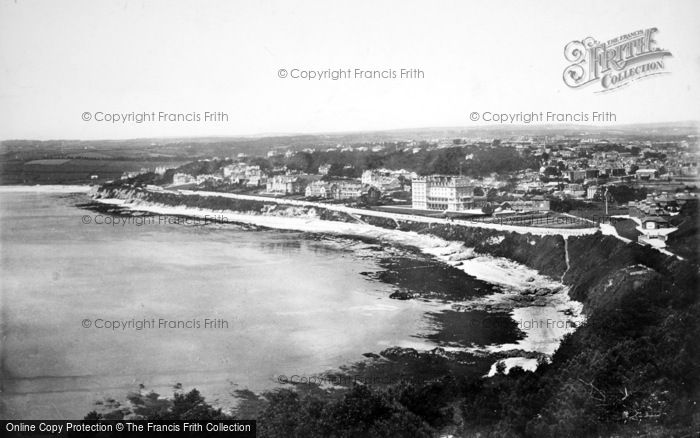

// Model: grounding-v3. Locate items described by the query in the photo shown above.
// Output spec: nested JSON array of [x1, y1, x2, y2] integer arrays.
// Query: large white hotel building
[[411, 175, 475, 211]]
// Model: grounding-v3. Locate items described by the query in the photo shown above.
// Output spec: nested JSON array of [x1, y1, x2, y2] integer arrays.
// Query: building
[[495, 199, 551, 213], [636, 216, 677, 248], [244, 165, 265, 186], [361, 170, 401, 191], [600, 167, 626, 177], [411, 176, 476, 211], [172, 173, 195, 185], [675, 191, 699, 209], [196, 174, 223, 184], [566, 170, 587, 183], [629, 192, 698, 217], [223, 163, 266, 186], [318, 164, 332, 175], [223, 163, 245, 178], [330, 181, 364, 200], [629, 195, 667, 218], [266, 175, 304, 195], [585, 169, 600, 179], [563, 183, 586, 198], [635, 169, 658, 180], [305, 181, 330, 198], [361, 170, 377, 185], [587, 185, 598, 199]]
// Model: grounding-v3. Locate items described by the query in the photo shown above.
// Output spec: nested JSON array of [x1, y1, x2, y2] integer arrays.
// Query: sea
[[0, 187, 526, 419]]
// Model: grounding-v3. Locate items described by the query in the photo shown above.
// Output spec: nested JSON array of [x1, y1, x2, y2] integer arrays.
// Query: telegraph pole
[[604, 187, 609, 216]]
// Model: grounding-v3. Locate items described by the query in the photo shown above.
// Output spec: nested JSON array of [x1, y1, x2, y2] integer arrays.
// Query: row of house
[[628, 192, 698, 218], [626, 192, 698, 248], [223, 163, 265, 186], [265, 175, 380, 201], [266, 175, 307, 195], [307, 181, 380, 201], [361, 169, 416, 191]]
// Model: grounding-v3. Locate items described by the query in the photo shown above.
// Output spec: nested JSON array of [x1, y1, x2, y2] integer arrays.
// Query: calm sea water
[[0, 189, 511, 419]]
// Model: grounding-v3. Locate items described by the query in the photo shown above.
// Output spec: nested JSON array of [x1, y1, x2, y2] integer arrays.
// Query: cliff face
[[359, 215, 567, 279], [358, 214, 697, 317], [563, 234, 696, 310], [93, 186, 146, 201], [93, 187, 357, 223]]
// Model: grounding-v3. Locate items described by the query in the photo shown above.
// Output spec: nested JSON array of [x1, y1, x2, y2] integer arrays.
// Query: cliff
[[93, 186, 358, 223], [356, 213, 697, 317]]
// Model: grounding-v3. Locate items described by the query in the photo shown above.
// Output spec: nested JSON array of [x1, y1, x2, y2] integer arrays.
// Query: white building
[[172, 173, 195, 185], [266, 175, 303, 195], [411, 175, 475, 211], [244, 165, 264, 186], [330, 181, 364, 200], [587, 185, 598, 199], [305, 181, 330, 198], [496, 199, 551, 213], [636, 169, 658, 179], [196, 174, 223, 184], [636, 216, 677, 248], [362, 169, 412, 191], [318, 164, 332, 175], [222, 163, 243, 178]]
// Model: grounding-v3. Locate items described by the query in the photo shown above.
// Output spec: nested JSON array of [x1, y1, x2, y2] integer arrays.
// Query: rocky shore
[[88, 186, 584, 366]]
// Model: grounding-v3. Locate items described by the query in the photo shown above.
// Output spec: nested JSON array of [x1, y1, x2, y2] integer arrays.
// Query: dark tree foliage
[[168, 146, 540, 179], [85, 388, 234, 421], [606, 185, 648, 204], [257, 385, 433, 438], [549, 198, 593, 212]]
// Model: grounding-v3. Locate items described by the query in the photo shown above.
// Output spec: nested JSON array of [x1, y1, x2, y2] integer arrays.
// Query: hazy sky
[[1, 0, 699, 140]]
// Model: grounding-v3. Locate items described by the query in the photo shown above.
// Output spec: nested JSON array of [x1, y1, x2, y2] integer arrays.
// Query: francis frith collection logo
[[563, 28, 672, 92]]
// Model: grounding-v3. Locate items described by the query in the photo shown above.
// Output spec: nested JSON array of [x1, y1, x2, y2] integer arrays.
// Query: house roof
[[675, 193, 698, 201], [641, 216, 669, 224], [653, 195, 675, 203]]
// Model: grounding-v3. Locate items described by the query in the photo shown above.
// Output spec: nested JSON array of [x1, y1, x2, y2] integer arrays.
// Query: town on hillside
[[108, 131, 699, 253]]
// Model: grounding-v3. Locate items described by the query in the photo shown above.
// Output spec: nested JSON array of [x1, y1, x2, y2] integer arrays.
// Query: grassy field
[[0, 158, 185, 185]]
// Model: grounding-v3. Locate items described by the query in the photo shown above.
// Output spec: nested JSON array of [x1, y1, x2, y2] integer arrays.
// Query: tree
[[397, 175, 408, 191], [286, 152, 314, 173], [542, 166, 560, 177], [84, 388, 234, 421]]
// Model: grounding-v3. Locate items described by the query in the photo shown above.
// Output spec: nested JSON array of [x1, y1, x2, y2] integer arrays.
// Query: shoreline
[[88, 195, 584, 372], [0, 184, 93, 193]]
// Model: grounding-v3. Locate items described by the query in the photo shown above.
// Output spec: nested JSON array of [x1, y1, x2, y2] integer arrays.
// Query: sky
[[0, 0, 699, 140]]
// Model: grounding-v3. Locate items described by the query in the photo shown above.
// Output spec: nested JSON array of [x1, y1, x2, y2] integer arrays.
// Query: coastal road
[[166, 189, 600, 237]]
